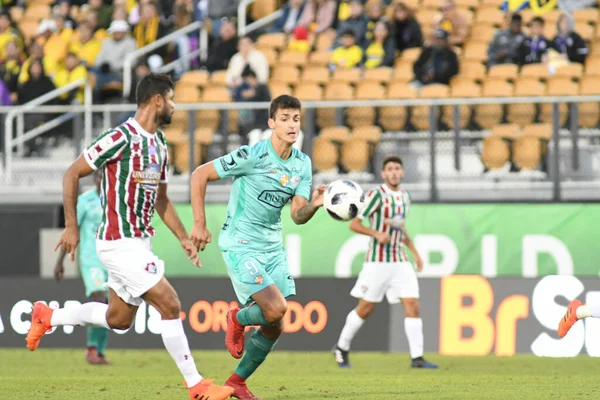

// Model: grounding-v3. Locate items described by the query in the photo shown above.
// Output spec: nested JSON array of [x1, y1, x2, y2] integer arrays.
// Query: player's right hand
[[54, 226, 80, 262], [375, 232, 391, 244], [54, 262, 64, 281], [190, 224, 212, 251]]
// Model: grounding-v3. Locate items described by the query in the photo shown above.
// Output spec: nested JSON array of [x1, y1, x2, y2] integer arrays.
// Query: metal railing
[[238, 0, 284, 36], [3, 78, 92, 183], [122, 21, 205, 99]]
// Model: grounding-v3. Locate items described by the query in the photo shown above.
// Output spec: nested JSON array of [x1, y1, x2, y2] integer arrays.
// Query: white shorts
[[350, 262, 419, 304], [96, 237, 165, 306]]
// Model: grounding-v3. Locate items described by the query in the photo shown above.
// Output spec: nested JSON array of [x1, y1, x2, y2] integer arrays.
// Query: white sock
[[161, 319, 203, 388], [576, 304, 600, 319], [337, 309, 365, 351], [50, 302, 109, 329], [405, 317, 424, 359]]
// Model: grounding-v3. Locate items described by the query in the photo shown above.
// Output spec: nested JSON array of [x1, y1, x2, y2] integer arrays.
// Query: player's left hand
[[311, 185, 326, 208], [181, 238, 202, 268], [415, 255, 424, 272]]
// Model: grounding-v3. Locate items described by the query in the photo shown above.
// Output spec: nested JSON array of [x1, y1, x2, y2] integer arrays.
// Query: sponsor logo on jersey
[[145, 262, 157, 274], [290, 176, 301, 189], [131, 135, 141, 144], [149, 145, 157, 156], [254, 276, 264, 284], [280, 174, 290, 187], [237, 148, 249, 160], [259, 152, 269, 159], [220, 154, 237, 171], [132, 163, 161, 191], [258, 190, 293, 209]]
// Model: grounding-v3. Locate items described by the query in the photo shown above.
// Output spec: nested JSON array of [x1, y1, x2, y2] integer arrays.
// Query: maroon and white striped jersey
[[358, 184, 411, 263], [82, 118, 168, 240]]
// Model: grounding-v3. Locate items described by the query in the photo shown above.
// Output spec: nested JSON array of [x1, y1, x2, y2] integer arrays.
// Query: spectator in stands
[[363, 20, 395, 69], [558, 0, 596, 13], [233, 66, 271, 144], [204, 20, 238, 72], [336, 0, 352, 25], [330, 30, 363, 70], [113, 4, 129, 22], [134, 1, 169, 61], [0, 10, 23, 61], [84, 11, 108, 41], [393, 2, 423, 52], [54, 52, 88, 104], [297, 0, 336, 34], [226, 36, 269, 88], [288, 25, 311, 53], [273, 0, 307, 33], [173, 0, 198, 75], [412, 29, 459, 86], [68, 22, 102, 69], [55, 0, 77, 30], [365, 0, 386, 43], [0, 79, 11, 105], [36, 19, 68, 65], [0, 40, 21, 102], [551, 12, 588, 64], [93, 20, 137, 99], [487, 13, 525, 67], [518, 16, 548, 65], [53, 12, 75, 44], [436, 0, 468, 46], [89, 0, 113, 31], [19, 41, 60, 84], [335, 0, 369, 48], [119, 59, 151, 124], [208, 0, 239, 37]]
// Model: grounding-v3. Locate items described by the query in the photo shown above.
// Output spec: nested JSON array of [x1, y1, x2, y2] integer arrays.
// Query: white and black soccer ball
[[323, 180, 365, 221]]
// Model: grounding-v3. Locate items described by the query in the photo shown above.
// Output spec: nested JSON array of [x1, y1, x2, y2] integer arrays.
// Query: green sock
[[87, 326, 99, 349], [234, 330, 277, 379], [96, 328, 109, 356], [236, 304, 269, 326]]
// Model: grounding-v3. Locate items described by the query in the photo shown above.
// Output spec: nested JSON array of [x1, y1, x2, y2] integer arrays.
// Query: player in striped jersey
[[26, 73, 234, 400], [334, 156, 438, 369]]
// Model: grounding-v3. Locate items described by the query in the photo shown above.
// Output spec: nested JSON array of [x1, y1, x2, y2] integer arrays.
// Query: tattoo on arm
[[294, 202, 318, 224]]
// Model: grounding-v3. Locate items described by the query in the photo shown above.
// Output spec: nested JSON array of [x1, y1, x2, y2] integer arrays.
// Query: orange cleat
[[558, 299, 583, 338], [25, 302, 54, 351], [225, 308, 245, 359], [224, 375, 260, 400], [187, 379, 234, 400]]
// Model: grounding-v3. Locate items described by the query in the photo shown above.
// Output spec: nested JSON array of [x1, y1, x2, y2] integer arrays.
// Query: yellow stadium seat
[[573, 8, 599, 25], [415, 9, 439, 27], [268, 81, 292, 97], [513, 135, 542, 170], [313, 138, 339, 171], [363, 67, 394, 85], [278, 50, 308, 68], [315, 29, 336, 51], [196, 87, 231, 131], [174, 86, 201, 103], [271, 65, 300, 85], [444, 80, 481, 129], [317, 82, 354, 128], [24, 4, 50, 21], [575, 21, 595, 42], [585, 56, 600, 76], [475, 78, 513, 129], [523, 123, 552, 141], [208, 70, 228, 88], [380, 82, 416, 131], [470, 24, 498, 43], [553, 63, 584, 80], [421, 0, 444, 10], [294, 82, 323, 101], [488, 64, 519, 81], [579, 76, 600, 128], [463, 41, 488, 62], [492, 124, 521, 140], [347, 82, 385, 128], [256, 33, 287, 50], [507, 78, 546, 127], [352, 125, 382, 144], [539, 77, 578, 125], [476, 6, 505, 27], [301, 66, 330, 85], [320, 126, 350, 142], [179, 70, 210, 88], [520, 64, 550, 79], [393, 60, 415, 83], [455, 0, 480, 8], [401, 48, 422, 63], [458, 61, 487, 81], [412, 84, 449, 131], [332, 68, 362, 83], [481, 136, 510, 170], [309, 51, 333, 67], [260, 48, 278, 67], [341, 139, 370, 172]]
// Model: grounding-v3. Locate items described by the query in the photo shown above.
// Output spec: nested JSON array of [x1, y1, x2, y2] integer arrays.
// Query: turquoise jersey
[[213, 139, 313, 253], [77, 189, 103, 267]]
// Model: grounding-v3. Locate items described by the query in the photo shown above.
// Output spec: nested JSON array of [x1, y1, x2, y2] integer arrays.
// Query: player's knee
[[160, 296, 181, 319], [89, 291, 107, 304], [264, 302, 287, 325], [404, 299, 420, 318], [106, 315, 133, 331]]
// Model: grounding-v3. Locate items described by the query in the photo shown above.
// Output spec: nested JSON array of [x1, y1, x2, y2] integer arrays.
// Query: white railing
[[238, 0, 284, 36], [3, 78, 92, 183], [122, 21, 204, 99]]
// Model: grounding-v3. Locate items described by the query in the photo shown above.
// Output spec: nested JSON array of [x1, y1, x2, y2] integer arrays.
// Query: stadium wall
[[1, 276, 597, 357]]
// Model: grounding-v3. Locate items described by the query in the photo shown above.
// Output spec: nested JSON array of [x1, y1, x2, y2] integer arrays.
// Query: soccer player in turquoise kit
[[54, 170, 111, 365], [190, 95, 326, 399]]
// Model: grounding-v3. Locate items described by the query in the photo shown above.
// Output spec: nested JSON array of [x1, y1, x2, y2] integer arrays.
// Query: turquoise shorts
[[222, 249, 296, 306], [80, 263, 108, 298]]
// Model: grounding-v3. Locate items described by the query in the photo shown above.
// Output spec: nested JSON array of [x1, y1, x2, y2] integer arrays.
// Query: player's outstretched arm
[[155, 183, 201, 267], [290, 185, 326, 225], [56, 155, 94, 261], [190, 162, 221, 250]]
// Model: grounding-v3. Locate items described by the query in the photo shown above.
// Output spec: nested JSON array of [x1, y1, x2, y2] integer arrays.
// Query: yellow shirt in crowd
[[331, 45, 363, 69], [19, 56, 60, 84], [363, 42, 384, 69], [68, 38, 102, 67], [53, 64, 88, 103]]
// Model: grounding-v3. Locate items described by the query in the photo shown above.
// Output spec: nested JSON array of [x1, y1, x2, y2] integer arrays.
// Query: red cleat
[[226, 308, 245, 359], [187, 378, 234, 400], [224, 374, 261, 400], [558, 299, 583, 338], [25, 302, 54, 351]]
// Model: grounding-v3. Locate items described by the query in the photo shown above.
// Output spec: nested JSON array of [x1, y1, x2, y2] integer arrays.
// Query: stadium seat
[[415, 9, 439, 29], [412, 84, 449, 131], [278, 50, 308, 68], [380, 82, 416, 131], [179, 70, 210, 88], [421, 0, 444, 10], [457, 61, 487, 82], [271, 65, 300, 85], [294, 82, 323, 101], [475, 79, 513, 129], [260, 48, 278, 67], [455, 0, 480, 8], [18, 20, 39, 42], [317, 82, 354, 128], [575, 21, 595, 42], [585, 56, 600, 76], [9, 7, 23, 23], [492, 124, 522, 140], [463, 41, 488, 62], [543, 9, 562, 27], [475, 6, 505, 27], [513, 135, 542, 170], [393, 60, 415, 83], [268, 81, 292, 97], [301, 66, 330, 85], [315, 30, 336, 51], [332, 68, 362, 83], [553, 63, 584, 80], [251, 0, 277, 20], [481, 136, 510, 170], [208, 71, 228, 88], [363, 67, 394, 85], [24, 4, 51, 21], [352, 126, 382, 144], [313, 137, 338, 171], [539, 77, 578, 125], [507, 78, 546, 127], [347, 82, 385, 128], [488, 64, 519, 81], [470, 24, 498, 43], [256, 32, 287, 50], [444, 80, 481, 129], [520, 64, 550, 79], [196, 87, 231, 130], [578, 76, 600, 128], [320, 126, 350, 142], [523, 123, 552, 141], [309, 51, 333, 67], [573, 8, 599, 25], [174, 86, 201, 103], [400, 48, 422, 63], [170, 128, 214, 174], [341, 139, 370, 172]]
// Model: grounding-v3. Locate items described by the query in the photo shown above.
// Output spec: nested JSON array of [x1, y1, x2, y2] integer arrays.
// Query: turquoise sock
[[236, 304, 269, 326], [96, 328, 109, 356], [87, 326, 99, 349], [234, 330, 277, 379]]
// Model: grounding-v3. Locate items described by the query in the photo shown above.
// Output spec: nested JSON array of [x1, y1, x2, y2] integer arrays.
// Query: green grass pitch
[[0, 349, 597, 399]]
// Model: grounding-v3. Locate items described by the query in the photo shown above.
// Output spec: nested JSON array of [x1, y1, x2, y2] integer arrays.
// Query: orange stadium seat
[[363, 67, 394, 85], [380, 82, 416, 131], [488, 64, 519, 81], [573, 8, 599, 25], [507, 78, 545, 127], [412, 84, 449, 130], [301, 66, 330, 85], [352, 125, 382, 144], [315, 29, 336, 51], [539, 78, 578, 125], [294, 82, 323, 101], [513, 135, 543, 170], [196, 87, 231, 131], [207, 70, 227, 88], [444, 80, 481, 129], [578, 76, 600, 128], [320, 126, 351, 142], [475, 78, 513, 129], [520, 64, 550, 80], [332, 68, 362, 83], [347, 82, 385, 128], [260, 48, 278, 67], [476, 6, 505, 27], [463, 41, 488, 62], [255, 32, 287, 50], [341, 138, 370, 172], [553, 63, 584, 80], [278, 50, 308, 68], [317, 82, 354, 128], [309, 51, 333, 67], [268, 81, 292, 97], [492, 124, 521, 140], [271, 65, 300, 85], [313, 137, 339, 171], [178, 70, 210, 88], [393, 60, 415, 83], [481, 136, 510, 170]]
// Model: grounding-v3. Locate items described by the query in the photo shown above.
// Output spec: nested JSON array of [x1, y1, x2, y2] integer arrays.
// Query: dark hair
[[136, 73, 173, 106], [241, 65, 256, 79], [531, 16, 544, 26], [341, 29, 356, 38], [511, 13, 522, 23], [383, 156, 403, 168], [269, 95, 301, 119]]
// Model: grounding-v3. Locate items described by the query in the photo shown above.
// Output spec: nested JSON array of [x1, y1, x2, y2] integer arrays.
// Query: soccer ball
[[323, 180, 365, 221]]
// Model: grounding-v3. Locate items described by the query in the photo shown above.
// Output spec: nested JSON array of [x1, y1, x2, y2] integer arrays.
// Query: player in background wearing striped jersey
[[334, 156, 438, 369], [25, 73, 234, 400]]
